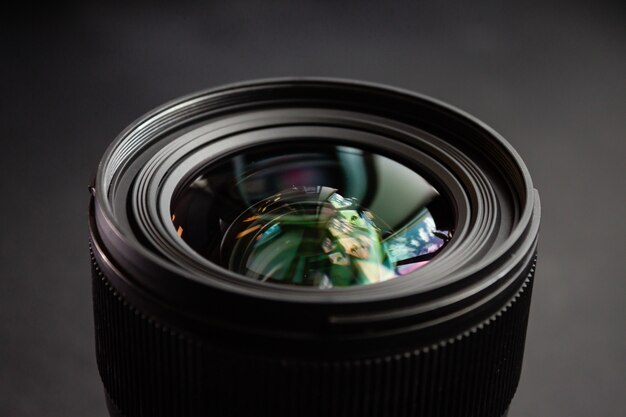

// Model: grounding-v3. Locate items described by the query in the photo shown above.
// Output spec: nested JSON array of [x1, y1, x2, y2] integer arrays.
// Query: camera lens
[[89, 79, 540, 417]]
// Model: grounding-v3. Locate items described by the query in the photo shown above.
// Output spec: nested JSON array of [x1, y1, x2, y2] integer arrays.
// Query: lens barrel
[[89, 79, 540, 417]]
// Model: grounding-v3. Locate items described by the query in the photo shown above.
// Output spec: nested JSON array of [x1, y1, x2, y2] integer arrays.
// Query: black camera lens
[[89, 79, 540, 417]]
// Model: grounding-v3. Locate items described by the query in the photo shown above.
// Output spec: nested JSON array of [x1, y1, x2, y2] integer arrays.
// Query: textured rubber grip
[[92, 254, 535, 417]]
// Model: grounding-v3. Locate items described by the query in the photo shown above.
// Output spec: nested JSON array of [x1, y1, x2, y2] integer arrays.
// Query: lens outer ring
[[92, 238, 536, 417], [89, 78, 540, 417]]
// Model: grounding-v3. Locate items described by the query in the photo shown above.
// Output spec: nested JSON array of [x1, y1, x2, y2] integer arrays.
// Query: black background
[[1, 1, 625, 416]]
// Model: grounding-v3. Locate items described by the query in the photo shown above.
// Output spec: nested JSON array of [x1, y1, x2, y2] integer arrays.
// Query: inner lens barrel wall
[[89, 79, 540, 417]]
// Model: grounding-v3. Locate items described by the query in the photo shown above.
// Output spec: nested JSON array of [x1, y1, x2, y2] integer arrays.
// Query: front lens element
[[171, 143, 454, 287]]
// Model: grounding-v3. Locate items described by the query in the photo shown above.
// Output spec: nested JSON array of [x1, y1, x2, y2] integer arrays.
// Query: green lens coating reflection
[[171, 144, 454, 288]]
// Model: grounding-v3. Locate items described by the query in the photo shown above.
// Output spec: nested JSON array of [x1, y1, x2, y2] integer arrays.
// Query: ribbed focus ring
[[93, 255, 535, 417]]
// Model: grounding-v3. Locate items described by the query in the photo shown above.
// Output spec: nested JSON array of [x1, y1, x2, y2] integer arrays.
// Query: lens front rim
[[91, 78, 540, 340]]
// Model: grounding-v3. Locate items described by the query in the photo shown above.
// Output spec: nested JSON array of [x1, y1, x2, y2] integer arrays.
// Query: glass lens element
[[171, 143, 453, 287]]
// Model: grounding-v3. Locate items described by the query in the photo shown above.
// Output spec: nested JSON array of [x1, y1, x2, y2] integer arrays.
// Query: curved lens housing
[[89, 79, 540, 417], [171, 143, 454, 287]]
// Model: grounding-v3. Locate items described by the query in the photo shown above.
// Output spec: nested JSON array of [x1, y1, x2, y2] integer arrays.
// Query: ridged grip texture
[[93, 256, 535, 417]]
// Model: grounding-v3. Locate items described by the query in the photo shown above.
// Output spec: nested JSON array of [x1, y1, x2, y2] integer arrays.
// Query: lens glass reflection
[[171, 143, 454, 287]]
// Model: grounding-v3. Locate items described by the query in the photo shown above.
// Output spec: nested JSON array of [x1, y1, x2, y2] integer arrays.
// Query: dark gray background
[[1, 1, 625, 416]]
